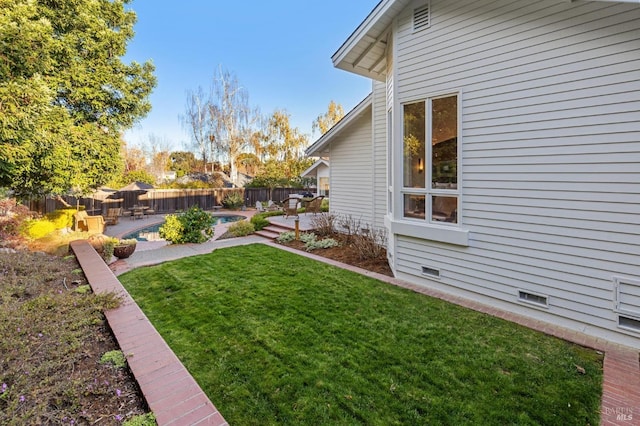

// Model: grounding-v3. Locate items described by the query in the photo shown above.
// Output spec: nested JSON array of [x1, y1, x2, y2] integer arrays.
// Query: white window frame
[[400, 92, 461, 226]]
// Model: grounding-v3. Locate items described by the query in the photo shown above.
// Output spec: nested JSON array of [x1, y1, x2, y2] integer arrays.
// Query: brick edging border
[[70, 240, 228, 426]]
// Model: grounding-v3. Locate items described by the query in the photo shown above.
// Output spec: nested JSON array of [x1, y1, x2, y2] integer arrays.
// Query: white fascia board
[[333, 0, 638, 71], [301, 159, 330, 177], [331, 0, 398, 67]]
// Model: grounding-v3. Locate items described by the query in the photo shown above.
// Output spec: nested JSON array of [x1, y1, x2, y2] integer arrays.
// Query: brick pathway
[[70, 240, 228, 426]]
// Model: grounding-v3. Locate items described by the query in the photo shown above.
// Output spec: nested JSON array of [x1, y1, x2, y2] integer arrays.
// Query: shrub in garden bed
[[159, 206, 215, 244], [227, 220, 254, 237], [222, 192, 244, 210]]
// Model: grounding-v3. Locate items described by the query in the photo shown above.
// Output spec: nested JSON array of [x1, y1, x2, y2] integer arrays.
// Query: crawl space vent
[[422, 266, 440, 278], [614, 277, 640, 317], [413, 3, 431, 32], [619, 316, 640, 333], [518, 290, 548, 308]]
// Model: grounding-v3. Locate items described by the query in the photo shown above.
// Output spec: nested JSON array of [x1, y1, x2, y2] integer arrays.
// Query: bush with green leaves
[[222, 192, 245, 210], [227, 220, 254, 237], [22, 218, 57, 240], [158, 214, 183, 244], [45, 208, 76, 230], [159, 206, 215, 244], [20, 208, 80, 240], [101, 237, 119, 262], [250, 213, 270, 231]]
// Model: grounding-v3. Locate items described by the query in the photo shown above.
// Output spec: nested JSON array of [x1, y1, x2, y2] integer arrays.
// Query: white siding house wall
[[372, 80, 388, 230], [391, 0, 640, 346], [329, 110, 374, 224], [316, 164, 329, 183]]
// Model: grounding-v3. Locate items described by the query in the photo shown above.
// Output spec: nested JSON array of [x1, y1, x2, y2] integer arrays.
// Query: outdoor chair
[[131, 206, 144, 220], [73, 210, 105, 233], [255, 201, 266, 212], [267, 200, 278, 211], [304, 195, 324, 215], [145, 204, 156, 215], [105, 207, 122, 226], [282, 197, 301, 219]]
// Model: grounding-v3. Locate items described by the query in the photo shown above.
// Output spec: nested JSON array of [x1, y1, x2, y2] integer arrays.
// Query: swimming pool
[[124, 214, 245, 242]]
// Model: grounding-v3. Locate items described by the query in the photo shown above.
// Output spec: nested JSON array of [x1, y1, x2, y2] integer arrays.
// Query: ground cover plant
[[119, 244, 603, 425], [0, 252, 149, 424]]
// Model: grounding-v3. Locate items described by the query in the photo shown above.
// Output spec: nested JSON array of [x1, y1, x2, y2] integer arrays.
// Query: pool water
[[124, 214, 245, 242]]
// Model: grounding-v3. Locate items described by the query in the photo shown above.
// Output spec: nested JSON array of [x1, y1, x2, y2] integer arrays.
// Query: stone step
[[263, 225, 290, 234], [255, 229, 281, 239]]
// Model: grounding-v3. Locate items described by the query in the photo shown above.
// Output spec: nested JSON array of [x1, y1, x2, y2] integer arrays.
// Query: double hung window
[[402, 94, 459, 224]]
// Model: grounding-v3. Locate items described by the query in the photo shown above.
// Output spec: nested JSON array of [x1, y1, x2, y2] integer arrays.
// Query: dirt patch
[[0, 251, 148, 424], [277, 233, 393, 277]]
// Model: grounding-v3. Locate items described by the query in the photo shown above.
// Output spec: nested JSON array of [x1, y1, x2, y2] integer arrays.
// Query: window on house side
[[318, 177, 329, 197], [402, 95, 458, 224]]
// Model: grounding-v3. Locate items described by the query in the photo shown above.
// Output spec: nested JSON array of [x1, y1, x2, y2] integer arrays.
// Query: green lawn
[[119, 244, 602, 425]]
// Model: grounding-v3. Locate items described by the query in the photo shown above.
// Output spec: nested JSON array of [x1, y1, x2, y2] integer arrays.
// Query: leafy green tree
[[235, 152, 260, 176], [312, 100, 344, 136], [260, 110, 310, 177], [170, 151, 198, 177], [0, 0, 156, 200], [107, 169, 155, 190]]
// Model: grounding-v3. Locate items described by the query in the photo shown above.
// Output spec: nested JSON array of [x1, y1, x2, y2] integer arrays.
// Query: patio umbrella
[[118, 181, 154, 192], [114, 182, 154, 208]]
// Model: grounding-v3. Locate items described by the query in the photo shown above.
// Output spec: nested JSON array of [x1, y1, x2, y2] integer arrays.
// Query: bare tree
[[145, 133, 173, 179], [181, 86, 211, 173], [208, 67, 260, 185]]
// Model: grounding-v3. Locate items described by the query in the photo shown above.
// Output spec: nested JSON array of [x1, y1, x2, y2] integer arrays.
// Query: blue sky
[[123, 1, 379, 151]]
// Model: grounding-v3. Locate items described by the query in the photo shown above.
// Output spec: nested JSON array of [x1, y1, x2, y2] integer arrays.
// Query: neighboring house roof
[[333, 0, 640, 81], [301, 159, 330, 178], [306, 93, 373, 156]]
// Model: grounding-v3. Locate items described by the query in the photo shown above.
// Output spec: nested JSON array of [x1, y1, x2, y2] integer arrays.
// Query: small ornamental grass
[[222, 192, 244, 210], [120, 244, 603, 426], [227, 220, 254, 237]]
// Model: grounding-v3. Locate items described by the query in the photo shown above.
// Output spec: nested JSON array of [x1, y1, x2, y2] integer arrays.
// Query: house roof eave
[[331, 0, 409, 80], [332, 0, 639, 80], [301, 159, 330, 177]]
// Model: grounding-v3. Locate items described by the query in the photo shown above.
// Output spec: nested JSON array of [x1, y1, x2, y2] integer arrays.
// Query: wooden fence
[[30, 188, 313, 215]]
